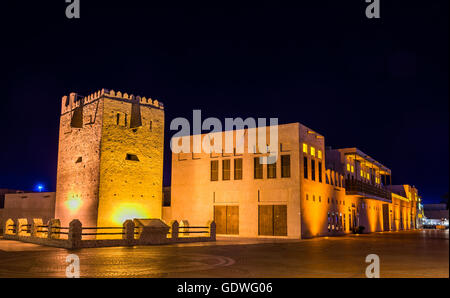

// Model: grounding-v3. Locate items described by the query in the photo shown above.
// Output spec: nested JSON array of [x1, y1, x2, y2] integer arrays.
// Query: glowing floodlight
[[65, 195, 82, 212], [112, 203, 150, 225]]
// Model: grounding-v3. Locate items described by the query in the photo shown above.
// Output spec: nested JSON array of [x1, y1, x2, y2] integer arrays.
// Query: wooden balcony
[[345, 179, 392, 202]]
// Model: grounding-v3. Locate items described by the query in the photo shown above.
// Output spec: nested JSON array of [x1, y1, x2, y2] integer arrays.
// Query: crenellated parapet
[[61, 88, 164, 114]]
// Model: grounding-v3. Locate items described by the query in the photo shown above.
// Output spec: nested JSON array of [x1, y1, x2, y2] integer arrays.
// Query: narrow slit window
[[126, 154, 139, 161]]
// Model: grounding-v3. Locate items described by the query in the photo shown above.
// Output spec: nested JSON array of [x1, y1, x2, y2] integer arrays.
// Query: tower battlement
[[61, 88, 164, 114]]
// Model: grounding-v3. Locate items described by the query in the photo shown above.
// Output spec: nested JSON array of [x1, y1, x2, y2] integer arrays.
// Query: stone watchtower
[[55, 89, 164, 233]]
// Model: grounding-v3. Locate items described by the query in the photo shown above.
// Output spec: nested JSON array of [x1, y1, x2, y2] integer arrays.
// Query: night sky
[[1, 1, 448, 203]]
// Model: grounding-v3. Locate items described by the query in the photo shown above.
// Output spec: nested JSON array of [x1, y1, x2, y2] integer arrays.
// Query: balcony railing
[[345, 179, 391, 201]]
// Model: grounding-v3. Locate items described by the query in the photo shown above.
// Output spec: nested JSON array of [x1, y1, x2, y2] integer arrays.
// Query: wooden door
[[214, 206, 227, 234], [226, 206, 239, 235], [258, 205, 273, 236], [382, 204, 390, 231], [274, 205, 287, 236]]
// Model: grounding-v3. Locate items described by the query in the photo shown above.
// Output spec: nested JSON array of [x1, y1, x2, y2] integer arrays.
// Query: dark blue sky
[[0, 1, 448, 203]]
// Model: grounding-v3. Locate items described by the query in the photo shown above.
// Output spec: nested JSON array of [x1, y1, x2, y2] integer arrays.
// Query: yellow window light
[[351, 166, 354, 173], [347, 164, 350, 171], [310, 146, 315, 157], [318, 150, 322, 159], [303, 143, 308, 153]]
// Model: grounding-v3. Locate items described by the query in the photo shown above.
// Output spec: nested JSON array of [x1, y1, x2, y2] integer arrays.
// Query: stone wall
[[3, 218, 215, 249]]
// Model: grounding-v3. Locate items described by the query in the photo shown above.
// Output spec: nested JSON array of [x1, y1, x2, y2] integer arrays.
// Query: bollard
[[170, 220, 179, 241], [123, 220, 135, 245], [179, 220, 189, 237], [4, 218, 16, 236], [47, 219, 61, 239], [17, 218, 29, 237], [69, 219, 82, 248], [209, 220, 216, 241]]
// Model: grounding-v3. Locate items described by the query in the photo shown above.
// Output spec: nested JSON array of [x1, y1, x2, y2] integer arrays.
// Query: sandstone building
[[169, 123, 419, 238], [54, 89, 164, 231]]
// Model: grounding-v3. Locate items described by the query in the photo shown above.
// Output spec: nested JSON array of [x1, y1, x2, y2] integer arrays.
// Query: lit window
[[346, 164, 350, 171], [360, 170, 364, 177], [318, 150, 322, 159], [367, 173, 370, 179], [310, 147, 315, 157], [351, 166, 354, 173], [303, 143, 308, 153]]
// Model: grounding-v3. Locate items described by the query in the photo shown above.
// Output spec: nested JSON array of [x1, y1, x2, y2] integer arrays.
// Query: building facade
[[1, 192, 56, 234], [3, 89, 420, 240], [54, 89, 165, 232], [169, 122, 419, 238]]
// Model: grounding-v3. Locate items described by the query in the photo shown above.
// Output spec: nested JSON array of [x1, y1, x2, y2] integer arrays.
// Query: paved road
[[0, 230, 447, 278]]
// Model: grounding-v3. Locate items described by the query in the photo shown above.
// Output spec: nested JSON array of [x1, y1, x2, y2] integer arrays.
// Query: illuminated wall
[[55, 90, 164, 237], [55, 92, 104, 228], [170, 123, 302, 238], [170, 121, 419, 239], [97, 95, 164, 235]]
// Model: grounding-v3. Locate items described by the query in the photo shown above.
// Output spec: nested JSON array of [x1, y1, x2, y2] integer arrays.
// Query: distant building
[[2, 192, 56, 231], [423, 204, 449, 228]]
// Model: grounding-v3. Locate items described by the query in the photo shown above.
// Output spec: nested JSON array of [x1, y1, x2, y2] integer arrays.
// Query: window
[[318, 150, 322, 159], [234, 158, 243, 180], [311, 159, 316, 181], [351, 165, 354, 173], [125, 154, 139, 161], [281, 155, 291, 178], [116, 113, 120, 125], [303, 143, 308, 153], [361, 170, 364, 177], [267, 161, 276, 179], [303, 157, 308, 179], [222, 159, 230, 180], [254, 157, 263, 179], [318, 162, 322, 183], [313, 195, 315, 202], [319, 196, 321, 202], [310, 146, 315, 157], [211, 160, 219, 181], [347, 164, 350, 171], [306, 194, 309, 200], [149, 120, 153, 131]]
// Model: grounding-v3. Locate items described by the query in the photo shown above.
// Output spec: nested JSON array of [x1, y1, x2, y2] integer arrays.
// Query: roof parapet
[[61, 88, 164, 114]]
